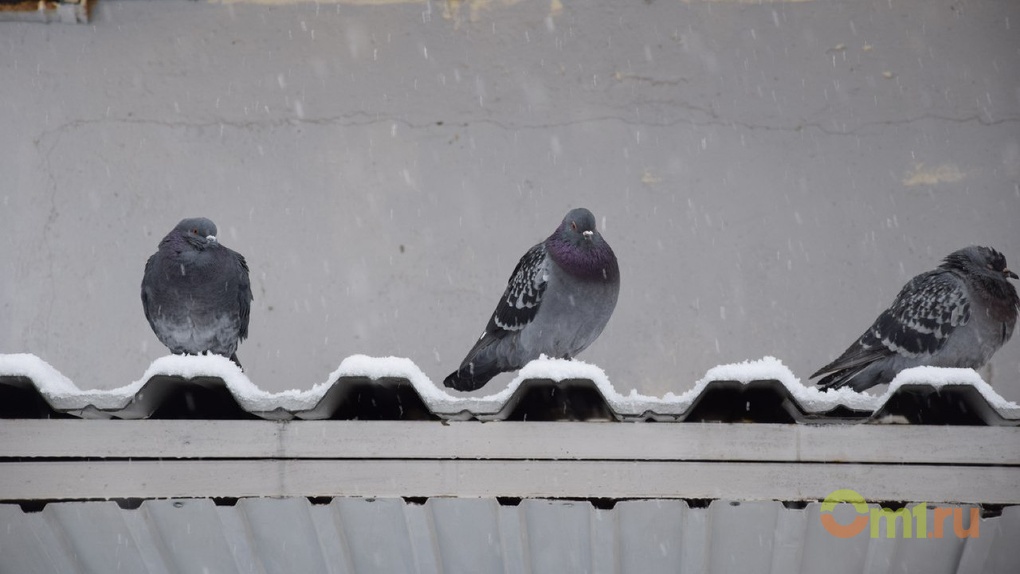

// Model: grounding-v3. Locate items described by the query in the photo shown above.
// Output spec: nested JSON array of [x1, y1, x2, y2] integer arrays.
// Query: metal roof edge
[[1, 353, 1017, 423]]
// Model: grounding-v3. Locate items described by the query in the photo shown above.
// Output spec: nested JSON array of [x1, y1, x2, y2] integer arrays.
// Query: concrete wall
[[2, 0, 1018, 400]]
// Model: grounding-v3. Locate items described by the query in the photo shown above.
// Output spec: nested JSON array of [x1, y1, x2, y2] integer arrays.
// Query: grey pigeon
[[444, 208, 620, 391], [141, 218, 253, 368], [812, 246, 1019, 392]]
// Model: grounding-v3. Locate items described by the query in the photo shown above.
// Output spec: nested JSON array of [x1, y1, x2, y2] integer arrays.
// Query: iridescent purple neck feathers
[[545, 233, 619, 283], [544, 207, 619, 283]]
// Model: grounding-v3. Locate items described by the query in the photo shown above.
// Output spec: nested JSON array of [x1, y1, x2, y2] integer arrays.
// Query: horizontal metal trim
[[3, 459, 1017, 503], [1, 420, 1017, 465]]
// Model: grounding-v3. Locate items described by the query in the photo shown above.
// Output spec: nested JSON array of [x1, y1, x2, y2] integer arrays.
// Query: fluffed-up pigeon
[[142, 217, 253, 369], [813, 246, 1018, 391]]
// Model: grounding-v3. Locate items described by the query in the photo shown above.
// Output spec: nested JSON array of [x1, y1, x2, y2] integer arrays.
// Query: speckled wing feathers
[[492, 244, 548, 332], [866, 271, 970, 357], [814, 270, 971, 389]]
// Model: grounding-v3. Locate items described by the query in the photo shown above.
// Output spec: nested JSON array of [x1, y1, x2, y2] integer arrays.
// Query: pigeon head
[[556, 208, 600, 245], [547, 207, 619, 282], [942, 246, 1017, 280], [942, 246, 1019, 304], [985, 249, 1019, 281], [174, 217, 219, 250]]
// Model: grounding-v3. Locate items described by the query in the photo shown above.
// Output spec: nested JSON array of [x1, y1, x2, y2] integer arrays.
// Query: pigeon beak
[[206, 235, 218, 243], [1006, 269, 1019, 280], [582, 230, 594, 239]]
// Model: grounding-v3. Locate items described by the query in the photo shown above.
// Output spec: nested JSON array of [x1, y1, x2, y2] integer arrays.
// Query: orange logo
[[820, 489, 979, 539]]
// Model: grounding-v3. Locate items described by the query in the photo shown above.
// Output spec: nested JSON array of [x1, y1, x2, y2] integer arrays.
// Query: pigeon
[[812, 246, 1019, 392], [444, 207, 620, 391], [141, 218, 253, 369]]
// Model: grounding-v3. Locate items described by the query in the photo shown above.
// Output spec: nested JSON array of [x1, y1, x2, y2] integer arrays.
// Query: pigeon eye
[[570, 221, 577, 231], [191, 229, 198, 234]]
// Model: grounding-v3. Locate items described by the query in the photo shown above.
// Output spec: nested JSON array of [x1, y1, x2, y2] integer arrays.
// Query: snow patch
[[882, 366, 1019, 413], [326, 354, 462, 411], [503, 355, 664, 415], [0, 353, 79, 396], [671, 356, 881, 413]]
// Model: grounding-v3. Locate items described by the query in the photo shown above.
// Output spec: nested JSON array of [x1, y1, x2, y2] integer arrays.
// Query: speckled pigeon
[[812, 246, 1019, 392], [141, 218, 253, 368], [444, 208, 620, 391]]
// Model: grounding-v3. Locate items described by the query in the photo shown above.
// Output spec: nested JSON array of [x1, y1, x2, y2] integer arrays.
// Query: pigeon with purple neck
[[444, 207, 620, 391]]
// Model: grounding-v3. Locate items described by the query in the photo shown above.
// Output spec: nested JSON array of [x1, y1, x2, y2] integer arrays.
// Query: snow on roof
[[0, 352, 1017, 422], [0, 353, 79, 396]]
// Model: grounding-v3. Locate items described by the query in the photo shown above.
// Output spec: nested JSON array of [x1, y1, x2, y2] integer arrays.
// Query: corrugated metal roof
[[1, 497, 1017, 574], [1, 353, 1018, 424], [3, 353, 1018, 572]]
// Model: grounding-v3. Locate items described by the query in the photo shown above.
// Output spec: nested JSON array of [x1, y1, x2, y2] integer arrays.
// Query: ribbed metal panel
[[1, 498, 1017, 574], [1, 354, 1017, 424]]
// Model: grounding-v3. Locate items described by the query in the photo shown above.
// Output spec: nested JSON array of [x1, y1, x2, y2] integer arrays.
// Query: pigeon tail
[[443, 365, 499, 391], [811, 348, 884, 391], [814, 365, 869, 391]]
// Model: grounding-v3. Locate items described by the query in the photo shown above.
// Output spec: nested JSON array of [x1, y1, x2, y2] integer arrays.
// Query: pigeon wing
[[234, 251, 253, 341], [814, 270, 971, 379], [490, 243, 549, 332], [866, 270, 970, 357], [140, 253, 160, 331]]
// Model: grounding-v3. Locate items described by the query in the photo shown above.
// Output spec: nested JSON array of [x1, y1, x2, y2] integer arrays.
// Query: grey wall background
[[1, 0, 1018, 401]]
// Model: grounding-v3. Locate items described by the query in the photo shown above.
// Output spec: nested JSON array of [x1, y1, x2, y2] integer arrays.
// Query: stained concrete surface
[[1, 0, 1018, 400]]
